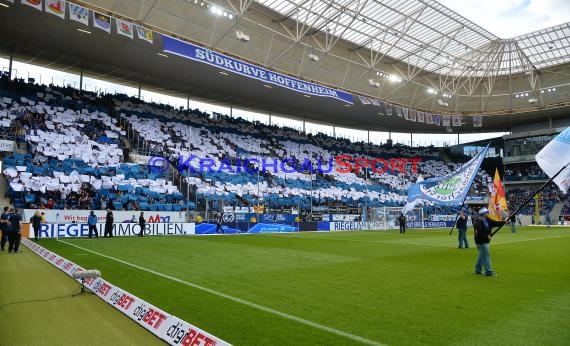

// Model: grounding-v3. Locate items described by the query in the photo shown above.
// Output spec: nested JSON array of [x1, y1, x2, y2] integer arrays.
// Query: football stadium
[[0, 0, 569, 345]]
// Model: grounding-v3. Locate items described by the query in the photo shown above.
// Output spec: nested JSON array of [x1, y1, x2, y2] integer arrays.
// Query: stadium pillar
[[367, 131, 370, 144], [79, 71, 83, 94], [268, 114, 272, 126], [333, 126, 336, 138], [410, 132, 413, 146], [457, 133, 460, 145], [303, 121, 306, 134], [138, 84, 141, 99], [187, 96, 190, 110], [8, 54, 13, 80]]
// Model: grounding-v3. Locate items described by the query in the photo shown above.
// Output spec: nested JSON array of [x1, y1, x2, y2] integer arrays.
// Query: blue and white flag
[[536, 127, 570, 193], [402, 175, 423, 215], [406, 144, 489, 205]]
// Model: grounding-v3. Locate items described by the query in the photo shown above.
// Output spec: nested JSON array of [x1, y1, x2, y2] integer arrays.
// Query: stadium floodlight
[[427, 88, 437, 94], [368, 79, 380, 88], [437, 99, 449, 107], [308, 54, 319, 62], [528, 98, 538, 104], [388, 74, 402, 83], [235, 30, 250, 42]]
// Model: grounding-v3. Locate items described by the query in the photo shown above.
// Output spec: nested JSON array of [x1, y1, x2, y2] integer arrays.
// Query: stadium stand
[[1, 77, 184, 212], [1, 76, 499, 216]]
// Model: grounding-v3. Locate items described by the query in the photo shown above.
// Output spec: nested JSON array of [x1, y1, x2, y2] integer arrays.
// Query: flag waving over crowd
[[406, 144, 489, 206], [487, 168, 509, 221], [536, 126, 570, 193]]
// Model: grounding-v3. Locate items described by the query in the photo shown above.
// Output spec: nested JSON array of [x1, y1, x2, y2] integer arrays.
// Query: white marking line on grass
[[492, 234, 570, 245], [371, 240, 453, 248], [279, 234, 455, 248], [58, 240, 384, 346]]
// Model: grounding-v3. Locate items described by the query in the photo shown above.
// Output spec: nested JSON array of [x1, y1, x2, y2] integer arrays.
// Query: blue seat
[[113, 201, 123, 210]]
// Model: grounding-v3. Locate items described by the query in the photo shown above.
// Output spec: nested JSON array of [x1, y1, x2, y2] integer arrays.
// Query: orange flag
[[488, 168, 509, 221]]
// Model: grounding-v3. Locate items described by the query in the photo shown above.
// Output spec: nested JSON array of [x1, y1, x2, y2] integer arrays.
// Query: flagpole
[[449, 195, 469, 235], [491, 160, 570, 237]]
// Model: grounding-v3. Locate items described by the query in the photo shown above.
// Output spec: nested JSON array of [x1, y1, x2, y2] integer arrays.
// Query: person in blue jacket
[[88, 210, 98, 239]]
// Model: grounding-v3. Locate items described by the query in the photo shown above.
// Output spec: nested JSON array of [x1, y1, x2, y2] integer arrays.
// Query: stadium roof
[[0, 0, 569, 133], [256, 0, 570, 76]]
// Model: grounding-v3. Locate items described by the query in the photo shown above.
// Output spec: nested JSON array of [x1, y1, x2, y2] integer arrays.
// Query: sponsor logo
[[222, 213, 235, 223]]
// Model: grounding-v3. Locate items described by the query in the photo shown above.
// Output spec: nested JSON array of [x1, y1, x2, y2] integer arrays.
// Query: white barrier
[[22, 239, 231, 346], [23, 209, 186, 223], [31, 222, 195, 238]]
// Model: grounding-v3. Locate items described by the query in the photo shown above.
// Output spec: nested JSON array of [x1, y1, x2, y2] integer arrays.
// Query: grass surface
[[33, 227, 570, 345], [0, 244, 164, 346]]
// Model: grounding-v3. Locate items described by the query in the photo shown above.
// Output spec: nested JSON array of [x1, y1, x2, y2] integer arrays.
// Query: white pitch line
[[492, 234, 570, 245], [277, 234, 455, 248], [58, 240, 384, 346], [370, 240, 454, 248]]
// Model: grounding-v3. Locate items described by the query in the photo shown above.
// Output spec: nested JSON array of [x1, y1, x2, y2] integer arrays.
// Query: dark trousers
[[8, 232, 21, 252], [33, 225, 40, 240], [1, 229, 7, 250], [216, 224, 224, 233], [104, 224, 113, 237], [399, 224, 406, 234], [138, 224, 145, 237], [88, 225, 98, 238]]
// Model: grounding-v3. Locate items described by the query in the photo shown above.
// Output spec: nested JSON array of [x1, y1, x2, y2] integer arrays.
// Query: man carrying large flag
[[489, 126, 570, 238], [488, 168, 509, 222]]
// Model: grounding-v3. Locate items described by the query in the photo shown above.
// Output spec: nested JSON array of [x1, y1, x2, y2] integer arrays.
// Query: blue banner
[[406, 144, 490, 205], [162, 36, 353, 104], [195, 222, 298, 234]]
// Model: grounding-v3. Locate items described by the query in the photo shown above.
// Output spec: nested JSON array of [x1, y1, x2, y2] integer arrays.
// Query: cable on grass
[[0, 287, 79, 310]]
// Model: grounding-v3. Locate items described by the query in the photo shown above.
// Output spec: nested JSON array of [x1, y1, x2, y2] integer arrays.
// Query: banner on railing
[[22, 239, 231, 345], [162, 36, 354, 104], [27, 222, 195, 238], [23, 209, 186, 224], [196, 222, 298, 234], [130, 153, 152, 165], [0, 139, 15, 152], [318, 221, 384, 231]]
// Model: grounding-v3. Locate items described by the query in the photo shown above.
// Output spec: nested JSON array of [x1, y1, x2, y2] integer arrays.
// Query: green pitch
[[35, 227, 570, 345]]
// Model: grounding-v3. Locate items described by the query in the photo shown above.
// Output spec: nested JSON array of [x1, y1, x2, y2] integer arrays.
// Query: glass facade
[[504, 134, 557, 158]]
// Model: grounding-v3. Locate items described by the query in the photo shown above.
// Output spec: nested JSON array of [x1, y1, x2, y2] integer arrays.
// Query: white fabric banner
[[69, 3, 89, 26], [45, 0, 65, 19], [536, 126, 570, 193], [0, 139, 15, 152]]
